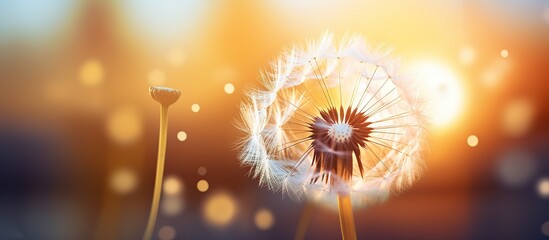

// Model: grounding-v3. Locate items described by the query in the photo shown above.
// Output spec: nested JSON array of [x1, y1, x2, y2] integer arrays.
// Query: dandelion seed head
[[237, 32, 428, 207]]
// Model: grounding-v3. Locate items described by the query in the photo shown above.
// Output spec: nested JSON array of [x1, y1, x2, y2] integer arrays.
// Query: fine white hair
[[237, 31, 429, 208]]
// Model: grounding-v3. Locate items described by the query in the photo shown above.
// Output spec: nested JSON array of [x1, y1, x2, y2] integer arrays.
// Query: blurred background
[[0, 0, 548, 239]]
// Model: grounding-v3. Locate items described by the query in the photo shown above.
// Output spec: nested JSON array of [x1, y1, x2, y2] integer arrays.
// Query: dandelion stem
[[143, 105, 169, 240], [337, 194, 357, 240], [294, 201, 316, 240]]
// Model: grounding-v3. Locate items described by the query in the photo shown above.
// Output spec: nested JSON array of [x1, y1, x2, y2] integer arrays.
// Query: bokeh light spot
[[176, 131, 187, 142], [537, 178, 549, 198], [203, 192, 237, 228], [412, 61, 463, 127], [191, 104, 200, 113], [197, 180, 209, 192], [109, 169, 137, 194], [198, 167, 207, 176], [79, 59, 104, 87], [500, 49, 509, 58], [164, 176, 182, 195], [458, 46, 476, 65], [501, 99, 535, 137], [481, 60, 511, 87], [497, 149, 537, 188], [254, 208, 275, 230], [149, 69, 166, 86], [105, 107, 143, 144], [224, 83, 235, 94], [214, 66, 238, 82], [467, 135, 479, 147], [543, 8, 549, 23], [542, 221, 549, 236], [167, 47, 185, 66], [43, 81, 70, 104], [161, 196, 184, 216], [158, 225, 176, 240]]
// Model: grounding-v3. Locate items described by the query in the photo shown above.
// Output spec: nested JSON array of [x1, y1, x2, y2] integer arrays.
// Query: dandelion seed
[[237, 32, 429, 240]]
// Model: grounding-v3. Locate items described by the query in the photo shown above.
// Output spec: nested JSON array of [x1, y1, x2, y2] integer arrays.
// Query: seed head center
[[328, 123, 353, 143]]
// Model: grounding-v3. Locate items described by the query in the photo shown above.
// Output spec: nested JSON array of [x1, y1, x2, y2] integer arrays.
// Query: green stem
[[337, 193, 357, 240], [143, 105, 169, 240]]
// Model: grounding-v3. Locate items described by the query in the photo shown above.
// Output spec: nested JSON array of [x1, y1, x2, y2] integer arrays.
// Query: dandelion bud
[[149, 86, 181, 106]]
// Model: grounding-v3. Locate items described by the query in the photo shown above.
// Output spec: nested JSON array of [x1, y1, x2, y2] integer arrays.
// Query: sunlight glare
[[412, 61, 464, 128]]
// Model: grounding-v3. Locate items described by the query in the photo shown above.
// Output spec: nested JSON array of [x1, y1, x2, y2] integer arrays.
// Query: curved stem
[[143, 105, 169, 240], [337, 194, 357, 240]]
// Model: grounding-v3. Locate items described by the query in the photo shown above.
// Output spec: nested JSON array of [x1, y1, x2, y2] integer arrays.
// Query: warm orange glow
[[1, 1, 546, 239]]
